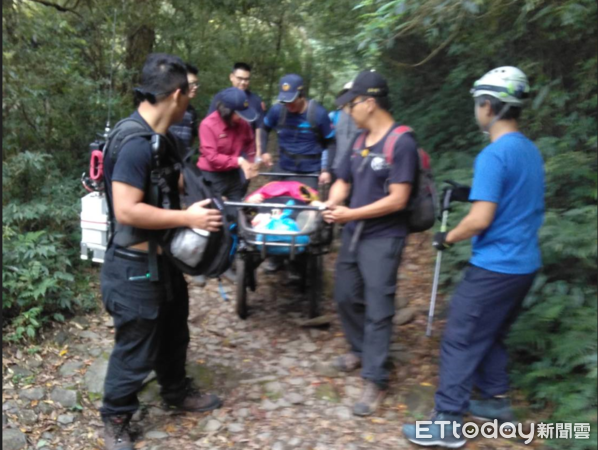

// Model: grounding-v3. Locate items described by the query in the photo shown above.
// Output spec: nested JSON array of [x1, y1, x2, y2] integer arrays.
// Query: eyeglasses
[[347, 98, 368, 110], [189, 82, 199, 89], [234, 75, 251, 83]]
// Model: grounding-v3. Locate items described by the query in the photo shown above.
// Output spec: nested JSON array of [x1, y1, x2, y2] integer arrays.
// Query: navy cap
[[278, 74, 304, 103], [220, 87, 258, 122], [335, 70, 389, 107]]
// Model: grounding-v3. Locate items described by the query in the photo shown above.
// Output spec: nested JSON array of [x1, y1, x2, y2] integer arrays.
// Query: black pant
[[434, 264, 536, 414], [100, 246, 190, 417], [202, 169, 247, 201], [272, 162, 320, 191], [334, 228, 405, 388]]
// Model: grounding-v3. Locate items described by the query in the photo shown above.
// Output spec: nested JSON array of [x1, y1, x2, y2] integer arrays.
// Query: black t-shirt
[[336, 124, 419, 239], [104, 111, 181, 246]]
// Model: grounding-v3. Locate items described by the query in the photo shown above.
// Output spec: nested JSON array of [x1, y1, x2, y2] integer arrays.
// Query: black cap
[[335, 70, 389, 107], [220, 87, 258, 122]]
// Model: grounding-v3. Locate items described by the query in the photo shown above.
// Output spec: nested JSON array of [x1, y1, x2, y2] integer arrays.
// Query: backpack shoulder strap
[[306, 99, 318, 129], [352, 131, 368, 153], [306, 99, 324, 146], [383, 125, 414, 164], [105, 118, 154, 162], [278, 104, 288, 129]]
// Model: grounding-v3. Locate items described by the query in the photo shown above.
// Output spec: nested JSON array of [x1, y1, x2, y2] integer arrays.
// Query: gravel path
[[2, 233, 544, 450]]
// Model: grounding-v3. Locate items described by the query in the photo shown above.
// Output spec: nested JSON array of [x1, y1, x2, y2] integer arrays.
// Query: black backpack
[[101, 119, 236, 279], [351, 125, 438, 233], [158, 150, 237, 278]]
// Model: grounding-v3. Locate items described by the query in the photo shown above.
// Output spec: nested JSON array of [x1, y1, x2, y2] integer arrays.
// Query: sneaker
[[332, 353, 361, 372], [164, 378, 222, 413], [102, 414, 133, 450], [469, 396, 517, 424], [263, 257, 282, 273], [352, 380, 387, 416], [221, 267, 236, 283], [286, 265, 303, 284], [191, 275, 206, 287], [402, 411, 466, 448]]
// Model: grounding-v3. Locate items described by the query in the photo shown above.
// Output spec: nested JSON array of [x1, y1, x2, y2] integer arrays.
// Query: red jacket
[[198, 111, 255, 172]]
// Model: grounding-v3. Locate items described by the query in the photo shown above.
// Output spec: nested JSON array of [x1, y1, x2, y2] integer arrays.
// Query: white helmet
[[471, 66, 530, 106]]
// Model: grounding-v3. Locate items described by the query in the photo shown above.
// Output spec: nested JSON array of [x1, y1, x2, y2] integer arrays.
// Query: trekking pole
[[426, 188, 453, 337]]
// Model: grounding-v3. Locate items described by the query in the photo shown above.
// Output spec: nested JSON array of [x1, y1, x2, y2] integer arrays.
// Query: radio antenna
[[105, 6, 118, 137]]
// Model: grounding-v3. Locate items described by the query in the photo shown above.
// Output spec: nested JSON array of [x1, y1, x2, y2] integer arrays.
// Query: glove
[[450, 186, 471, 203], [432, 232, 453, 251], [444, 180, 471, 203]]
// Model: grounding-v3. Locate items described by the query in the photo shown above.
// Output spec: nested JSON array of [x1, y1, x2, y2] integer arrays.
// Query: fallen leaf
[[420, 382, 433, 387], [73, 322, 84, 330], [134, 441, 147, 449]]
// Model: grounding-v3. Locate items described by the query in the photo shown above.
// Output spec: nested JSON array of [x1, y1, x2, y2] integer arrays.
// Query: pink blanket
[[246, 181, 319, 203]]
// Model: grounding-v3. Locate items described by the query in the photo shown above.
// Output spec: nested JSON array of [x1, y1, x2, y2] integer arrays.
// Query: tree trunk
[[266, 10, 285, 102], [124, 24, 155, 91]]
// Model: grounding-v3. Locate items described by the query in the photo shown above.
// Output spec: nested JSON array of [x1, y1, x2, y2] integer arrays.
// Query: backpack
[[160, 149, 237, 278], [352, 125, 438, 232], [86, 118, 236, 279]]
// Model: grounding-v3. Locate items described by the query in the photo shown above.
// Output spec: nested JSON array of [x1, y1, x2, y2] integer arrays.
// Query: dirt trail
[[2, 233, 544, 450]]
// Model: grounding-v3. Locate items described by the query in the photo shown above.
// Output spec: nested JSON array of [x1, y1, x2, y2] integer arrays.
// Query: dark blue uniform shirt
[[336, 124, 419, 239], [263, 102, 334, 173]]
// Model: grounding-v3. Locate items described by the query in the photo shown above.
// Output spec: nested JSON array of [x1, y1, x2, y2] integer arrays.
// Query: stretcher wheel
[[306, 254, 323, 318], [235, 257, 248, 319]]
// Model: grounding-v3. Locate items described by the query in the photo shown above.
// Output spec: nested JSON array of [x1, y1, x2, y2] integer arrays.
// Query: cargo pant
[[99, 246, 191, 417], [334, 228, 405, 388]]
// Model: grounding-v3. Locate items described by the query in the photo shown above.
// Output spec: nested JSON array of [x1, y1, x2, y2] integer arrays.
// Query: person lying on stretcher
[[244, 180, 325, 208]]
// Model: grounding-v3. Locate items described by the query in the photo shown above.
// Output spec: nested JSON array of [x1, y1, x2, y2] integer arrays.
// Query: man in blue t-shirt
[[259, 74, 335, 191], [403, 67, 545, 448], [323, 70, 419, 417]]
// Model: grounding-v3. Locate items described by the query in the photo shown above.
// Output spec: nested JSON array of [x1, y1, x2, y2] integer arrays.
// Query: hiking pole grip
[[426, 203, 450, 337]]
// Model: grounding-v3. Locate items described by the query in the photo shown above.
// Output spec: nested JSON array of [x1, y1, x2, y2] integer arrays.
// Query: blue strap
[[229, 223, 238, 261], [218, 281, 229, 302]]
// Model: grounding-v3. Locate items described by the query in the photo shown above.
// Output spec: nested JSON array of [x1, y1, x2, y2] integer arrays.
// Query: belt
[[114, 247, 161, 263]]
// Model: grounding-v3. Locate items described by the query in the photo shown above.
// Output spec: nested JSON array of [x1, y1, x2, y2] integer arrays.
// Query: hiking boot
[[102, 414, 133, 450], [469, 396, 517, 424], [263, 257, 282, 273], [286, 262, 303, 284], [191, 275, 206, 287], [164, 378, 222, 413], [332, 353, 361, 372], [402, 411, 466, 448], [352, 380, 387, 416], [221, 267, 236, 283]]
